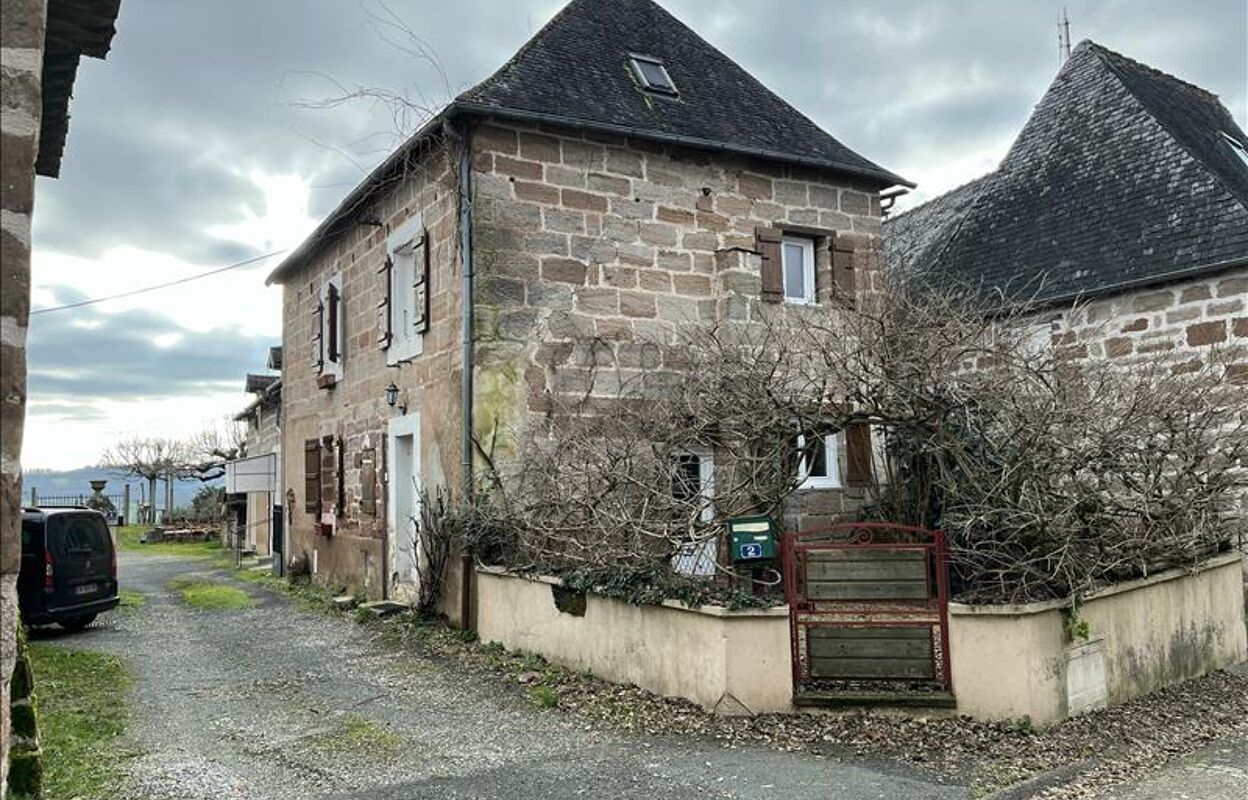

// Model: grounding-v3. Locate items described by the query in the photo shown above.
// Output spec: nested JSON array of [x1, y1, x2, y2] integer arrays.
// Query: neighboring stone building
[[227, 347, 283, 559], [886, 42, 1248, 597], [0, 1, 121, 794], [887, 41, 1247, 377], [267, 0, 909, 611]]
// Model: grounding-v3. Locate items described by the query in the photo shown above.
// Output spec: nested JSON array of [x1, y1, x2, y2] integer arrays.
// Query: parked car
[[19, 507, 119, 630]]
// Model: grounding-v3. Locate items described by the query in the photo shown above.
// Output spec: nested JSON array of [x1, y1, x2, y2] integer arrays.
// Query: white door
[[387, 413, 422, 601]]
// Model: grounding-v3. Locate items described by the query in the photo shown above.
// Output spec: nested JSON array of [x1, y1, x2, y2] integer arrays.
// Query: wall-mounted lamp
[[384, 382, 401, 411]]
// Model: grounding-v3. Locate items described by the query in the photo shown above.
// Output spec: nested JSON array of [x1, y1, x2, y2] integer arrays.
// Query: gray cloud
[[27, 287, 270, 401]]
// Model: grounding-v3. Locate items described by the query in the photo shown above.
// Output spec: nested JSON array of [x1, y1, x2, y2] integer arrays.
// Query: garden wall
[[948, 553, 1246, 725], [475, 568, 792, 714]]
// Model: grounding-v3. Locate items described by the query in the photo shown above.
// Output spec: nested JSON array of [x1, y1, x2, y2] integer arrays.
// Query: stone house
[[267, 0, 910, 611], [886, 41, 1248, 589], [226, 346, 282, 560], [887, 41, 1247, 376]]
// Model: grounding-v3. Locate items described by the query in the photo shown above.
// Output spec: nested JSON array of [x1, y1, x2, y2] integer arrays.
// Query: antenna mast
[[1058, 7, 1072, 62]]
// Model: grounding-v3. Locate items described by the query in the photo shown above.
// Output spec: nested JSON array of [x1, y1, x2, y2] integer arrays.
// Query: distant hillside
[[22, 466, 220, 509]]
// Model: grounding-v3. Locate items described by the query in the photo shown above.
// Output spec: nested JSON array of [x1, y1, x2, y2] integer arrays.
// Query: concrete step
[[793, 690, 957, 710], [358, 600, 409, 617]]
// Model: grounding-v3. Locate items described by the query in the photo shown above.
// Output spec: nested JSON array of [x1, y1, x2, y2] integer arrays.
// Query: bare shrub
[[468, 273, 1247, 604]]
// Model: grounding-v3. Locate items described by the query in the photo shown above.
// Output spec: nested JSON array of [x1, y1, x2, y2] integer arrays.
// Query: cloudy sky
[[26, 0, 1246, 469]]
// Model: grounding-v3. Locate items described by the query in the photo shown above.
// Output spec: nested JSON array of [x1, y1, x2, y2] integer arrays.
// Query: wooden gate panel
[[785, 523, 952, 693]]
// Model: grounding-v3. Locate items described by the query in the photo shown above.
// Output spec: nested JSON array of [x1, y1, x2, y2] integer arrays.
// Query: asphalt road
[[1100, 734, 1248, 800], [35, 552, 966, 800]]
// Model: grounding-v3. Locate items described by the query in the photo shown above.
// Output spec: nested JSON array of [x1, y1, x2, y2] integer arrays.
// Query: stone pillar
[[0, 1, 47, 794]]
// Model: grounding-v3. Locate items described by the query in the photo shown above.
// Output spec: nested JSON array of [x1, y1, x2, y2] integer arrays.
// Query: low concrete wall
[[949, 554, 1247, 725], [475, 569, 792, 714]]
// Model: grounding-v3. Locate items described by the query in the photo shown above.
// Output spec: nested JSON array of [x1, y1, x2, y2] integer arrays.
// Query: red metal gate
[[783, 522, 952, 697]]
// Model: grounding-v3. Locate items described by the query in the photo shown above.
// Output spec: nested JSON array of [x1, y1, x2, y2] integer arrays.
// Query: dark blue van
[[19, 507, 120, 630]]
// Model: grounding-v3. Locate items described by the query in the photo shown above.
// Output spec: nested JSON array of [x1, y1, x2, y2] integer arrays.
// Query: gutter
[[455, 121, 476, 633], [984, 255, 1248, 317]]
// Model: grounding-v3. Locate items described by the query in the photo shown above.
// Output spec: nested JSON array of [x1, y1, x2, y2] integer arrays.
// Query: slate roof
[[269, 0, 906, 284], [457, 0, 907, 188], [886, 41, 1248, 307], [244, 374, 279, 394], [37, 0, 122, 178]]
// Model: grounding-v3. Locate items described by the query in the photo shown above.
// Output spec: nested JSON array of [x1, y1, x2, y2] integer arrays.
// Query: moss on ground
[[167, 577, 255, 610], [118, 588, 146, 608], [307, 714, 403, 757], [28, 643, 136, 800]]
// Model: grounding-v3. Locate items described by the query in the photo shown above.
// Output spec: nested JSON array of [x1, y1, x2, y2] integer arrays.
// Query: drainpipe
[[455, 122, 476, 632]]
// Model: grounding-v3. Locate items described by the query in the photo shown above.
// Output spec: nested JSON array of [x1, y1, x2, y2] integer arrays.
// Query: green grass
[[307, 714, 403, 756], [118, 589, 145, 609], [29, 643, 136, 800], [116, 525, 230, 564], [167, 577, 255, 610]]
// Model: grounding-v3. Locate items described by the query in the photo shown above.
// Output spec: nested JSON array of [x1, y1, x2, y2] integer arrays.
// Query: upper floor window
[[312, 272, 344, 388], [782, 234, 816, 304], [630, 54, 677, 96], [379, 215, 429, 365]]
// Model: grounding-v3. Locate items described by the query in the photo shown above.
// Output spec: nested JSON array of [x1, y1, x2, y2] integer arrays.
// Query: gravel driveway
[[36, 552, 966, 800]]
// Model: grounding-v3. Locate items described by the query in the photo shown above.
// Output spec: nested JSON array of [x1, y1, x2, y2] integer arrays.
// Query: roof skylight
[[1222, 132, 1248, 169], [629, 54, 677, 96]]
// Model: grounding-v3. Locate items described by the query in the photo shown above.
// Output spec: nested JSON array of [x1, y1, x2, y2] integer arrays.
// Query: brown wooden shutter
[[413, 233, 430, 334], [311, 300, 324, 373], [756, 226, 783, 303], [303, 439, 321, 514], [377, 256, 393, 349], [358, 447, 376, 516], [833, 234, 856, 304], [845, 422, 873, 487]]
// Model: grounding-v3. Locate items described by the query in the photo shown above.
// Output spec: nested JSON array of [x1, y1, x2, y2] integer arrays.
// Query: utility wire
[[30, 250, 287, 316]]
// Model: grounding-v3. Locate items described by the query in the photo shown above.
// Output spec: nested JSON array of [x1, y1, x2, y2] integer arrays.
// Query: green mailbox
[[727, 515, 777, 563]]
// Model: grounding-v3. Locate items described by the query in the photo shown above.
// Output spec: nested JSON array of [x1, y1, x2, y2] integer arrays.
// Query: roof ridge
[[454, 0, 586, 105], [1082, 40, 1220, 103], [1086, 41, 1248, 215]]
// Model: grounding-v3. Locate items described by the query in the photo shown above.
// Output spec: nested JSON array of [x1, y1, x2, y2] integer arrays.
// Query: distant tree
[[189, 485, 227, 522], [100, 436, 180, 523], [176, 422, 247, 483]]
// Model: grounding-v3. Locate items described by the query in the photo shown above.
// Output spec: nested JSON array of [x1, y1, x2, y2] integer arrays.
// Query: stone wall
[[0, 1, 46, 793], [467, 118, 885, 529], [1036, 266, 1246, 380], [280, 140, 463, 603]]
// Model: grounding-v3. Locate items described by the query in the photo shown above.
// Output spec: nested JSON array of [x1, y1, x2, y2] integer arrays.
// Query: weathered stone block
[[620, 291, 657, 318], [562, 140, 605, 171], [1132, 290, 1174, 312], [575, 287, 619, 315], [495, 155, 543, 180], [476, 125, 519, 154], [638, 269, 672, 293], [546, 164, 587, 188], [528, 281, 574, 310], [562, 188, 608, 213], [541, 257, 588, 285], [1120, 318, 1148, 333], [1186, 320, 1227, 346], [639, 222, 678, 247], [738, 172, 773, 199], [588, 172, 631, 196], [1233, 317, 1248, 338], [1218, 277, 1248, 298], [1180, 284, 1212, 303], [601, 265, 638, 288], [605, 148, 644, 177], [514, 180, 560, 205], [543, 208, 585, 234], [656, 206, 695, 226], [519, 132, 561, 163]]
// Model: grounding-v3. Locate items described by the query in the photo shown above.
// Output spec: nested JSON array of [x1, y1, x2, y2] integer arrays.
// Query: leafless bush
[[469, 273, 1247, 604], [410, 487, 457, 617]]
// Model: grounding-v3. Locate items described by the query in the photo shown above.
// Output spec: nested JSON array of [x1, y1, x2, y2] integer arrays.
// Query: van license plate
[[74, 584, 98, 596]]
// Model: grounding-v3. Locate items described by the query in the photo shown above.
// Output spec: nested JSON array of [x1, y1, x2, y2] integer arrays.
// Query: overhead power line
[[30, 250, 287, 316]]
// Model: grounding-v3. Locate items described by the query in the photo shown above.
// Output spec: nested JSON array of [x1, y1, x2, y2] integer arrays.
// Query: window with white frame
[[312, 272, 344, 385], [797, 431, 840, 489], [671, 448, 716, 576], [781, 234, 816, 304], [379, 215, 428, 364]]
